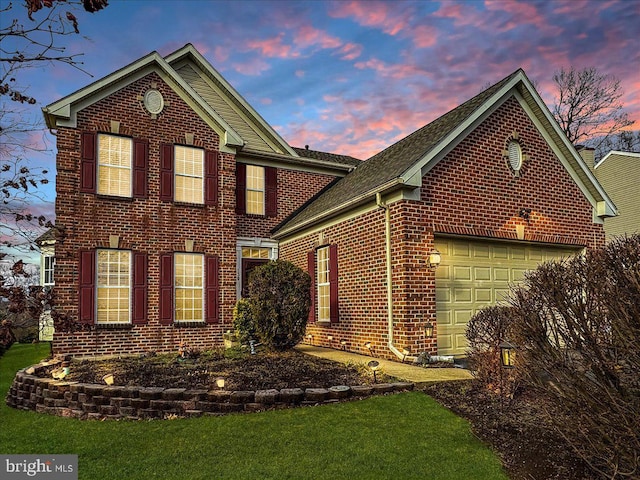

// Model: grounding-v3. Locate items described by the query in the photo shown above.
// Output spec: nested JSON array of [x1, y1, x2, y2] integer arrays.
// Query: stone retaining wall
[[6, 364, 415, 420]]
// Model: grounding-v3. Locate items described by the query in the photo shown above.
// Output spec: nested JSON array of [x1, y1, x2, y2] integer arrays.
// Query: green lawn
[[1, 343, 508, 480]]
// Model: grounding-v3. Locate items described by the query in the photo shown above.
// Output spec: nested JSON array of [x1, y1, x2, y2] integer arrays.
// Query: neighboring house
[[35, 229, 56, 341], [42, 43, 616, 360], [593, 151, 640, 240]]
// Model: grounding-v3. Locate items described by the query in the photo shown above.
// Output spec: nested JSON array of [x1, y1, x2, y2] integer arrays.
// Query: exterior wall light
[[215, 377, 226, 389], [428, 249, 441, 269], [424, 323, 435, 338], [499, 341, 516, 368], [367, 360, 380, 383]]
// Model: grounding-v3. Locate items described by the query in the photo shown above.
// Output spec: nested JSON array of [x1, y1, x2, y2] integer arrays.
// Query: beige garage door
[[435, 237, 579, 357]]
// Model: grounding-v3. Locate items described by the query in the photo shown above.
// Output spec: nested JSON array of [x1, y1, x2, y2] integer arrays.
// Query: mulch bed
[[423, 381, 596, 480], [64, 349, 389, 391], [59, 349, 596, 478]]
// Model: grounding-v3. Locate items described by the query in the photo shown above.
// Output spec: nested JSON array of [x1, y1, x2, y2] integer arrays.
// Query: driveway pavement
[[296, 344, 472, 386]]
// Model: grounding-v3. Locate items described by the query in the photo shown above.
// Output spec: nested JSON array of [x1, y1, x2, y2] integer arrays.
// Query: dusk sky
[[3, 0, 640, 260]]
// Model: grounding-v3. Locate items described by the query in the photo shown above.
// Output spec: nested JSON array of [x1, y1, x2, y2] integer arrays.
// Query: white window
[[98, 134, 132, 197], [246, 165, 265, 215], [96, 249, 131, 324], [175, 145, 204, 204], [43, 255, 55, 287], [316, 246, 330, 322], [175, 253, 204, 322]]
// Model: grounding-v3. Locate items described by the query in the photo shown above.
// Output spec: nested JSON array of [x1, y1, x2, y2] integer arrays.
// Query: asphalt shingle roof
[[275, 70, 522, 236], [292, 147, 361, 167]]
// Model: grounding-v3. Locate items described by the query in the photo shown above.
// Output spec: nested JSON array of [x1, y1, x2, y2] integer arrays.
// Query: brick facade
[[52, 72, 336, 357], [280, 97, 605, 360]]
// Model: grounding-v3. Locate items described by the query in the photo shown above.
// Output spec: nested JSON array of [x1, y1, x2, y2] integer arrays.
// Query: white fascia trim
[[514, 92, 617, 219], [165, 44, 297, 157], [596, 150, 640, 168], [237, 150, 354, 176], [515, 74, 617, 217], [42, 50, 244, 150], [401, 76, 521, 184], [273, 178, 404, 240], [275, 186, 411, 244]]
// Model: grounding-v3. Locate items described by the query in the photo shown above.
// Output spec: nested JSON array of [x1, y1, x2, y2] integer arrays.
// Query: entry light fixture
[[427, 249, 441, 269], [499, 341, 516, 369], [215, 377, 226, 389], [367, 360, 380, 383], [424, 323, 435, 339]]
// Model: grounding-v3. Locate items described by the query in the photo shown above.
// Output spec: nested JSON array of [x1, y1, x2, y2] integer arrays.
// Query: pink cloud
[[353, 57, 428, 79], [412, 24, 438, 49], [336, 42, 363, 61], [246, 33, 298, 59], [329, 0, 410, 36], [232, 58, 271, 76], [295, 25, 342, 49]]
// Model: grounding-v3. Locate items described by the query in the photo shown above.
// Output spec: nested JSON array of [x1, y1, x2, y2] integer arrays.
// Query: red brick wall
[[52, 72, 338, 357], [423, 96, 605, 248], [236, 168, 336, 239], [280, 96, 605, 360]]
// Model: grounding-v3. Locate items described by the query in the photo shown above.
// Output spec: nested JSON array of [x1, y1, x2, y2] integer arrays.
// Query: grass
[[1, 343, 508, 480]]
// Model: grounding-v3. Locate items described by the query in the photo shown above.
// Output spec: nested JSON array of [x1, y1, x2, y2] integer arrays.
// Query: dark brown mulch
[[63, 349, 389, 391], [423, 381, 595, 480]]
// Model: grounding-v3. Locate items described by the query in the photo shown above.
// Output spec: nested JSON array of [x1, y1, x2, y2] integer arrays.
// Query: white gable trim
[[165, 44, 297, 157], [596, 150, 640, 168], [400, 71, 616, 219], [42, 50, 244, 150]]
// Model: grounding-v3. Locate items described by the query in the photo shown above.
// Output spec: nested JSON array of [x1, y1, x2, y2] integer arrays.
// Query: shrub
[[466, 305, 520, 398], [233, 298, 256, 343], [246, 260, 311, 351], [507, 235, 640, 479]]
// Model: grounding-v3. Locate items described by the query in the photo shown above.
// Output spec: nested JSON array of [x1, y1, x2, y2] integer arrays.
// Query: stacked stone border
[[6, 363, 415, 421]]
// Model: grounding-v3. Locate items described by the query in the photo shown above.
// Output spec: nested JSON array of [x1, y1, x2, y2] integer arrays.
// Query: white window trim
[[316, 246, 330, 323], [246, 165, 265, 215], [174, 253, 205, 323], [174, 145, 205, 204], [97, 134, 133, 198], [96, 249, 132, 325], [43, 255, 55, 287], [235, 238, 278, 299]]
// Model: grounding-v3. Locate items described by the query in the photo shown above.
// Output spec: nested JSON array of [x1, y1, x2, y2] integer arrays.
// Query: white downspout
[[376, 193, 418, 362]]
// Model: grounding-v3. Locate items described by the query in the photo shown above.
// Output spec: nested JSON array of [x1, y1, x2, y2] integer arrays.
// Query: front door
[[241, 258, 269, 297]]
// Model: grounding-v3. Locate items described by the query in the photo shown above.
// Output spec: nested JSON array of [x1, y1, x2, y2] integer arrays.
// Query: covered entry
[[434, 237, 580, 356]]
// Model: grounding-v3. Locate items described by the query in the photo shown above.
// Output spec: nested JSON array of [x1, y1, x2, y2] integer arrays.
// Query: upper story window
[[174, 145, 204, 204], [43, 255, 55, 287], [97, 134, 133, 197], [246, 165, 265, 215], [235, 164, 277, 217], [96, 249, 131, 324]]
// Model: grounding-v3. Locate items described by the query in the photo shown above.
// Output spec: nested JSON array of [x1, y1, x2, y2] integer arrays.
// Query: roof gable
[[275, 69, 617, 238], [165, 44, 297, 156]]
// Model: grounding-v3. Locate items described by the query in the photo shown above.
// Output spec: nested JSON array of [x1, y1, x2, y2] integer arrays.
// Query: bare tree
[[1, 0, 109, 253], [552, 67, 634, 153]]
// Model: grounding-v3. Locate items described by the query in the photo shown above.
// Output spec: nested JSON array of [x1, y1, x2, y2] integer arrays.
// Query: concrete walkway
[[296, 344, 472, 386]]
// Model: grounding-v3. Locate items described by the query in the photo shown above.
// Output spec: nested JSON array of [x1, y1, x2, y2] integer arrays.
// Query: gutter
[[376, 192, 419, 363]]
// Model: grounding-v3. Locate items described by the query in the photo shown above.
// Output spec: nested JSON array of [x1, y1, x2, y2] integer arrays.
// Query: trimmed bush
[[246, 260, 311, 351], [233, 298, 256, 343]]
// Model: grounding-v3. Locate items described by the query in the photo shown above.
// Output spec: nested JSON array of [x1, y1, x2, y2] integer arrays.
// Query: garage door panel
[[435, 237, 579, 357], [474, 266, 491, 281]]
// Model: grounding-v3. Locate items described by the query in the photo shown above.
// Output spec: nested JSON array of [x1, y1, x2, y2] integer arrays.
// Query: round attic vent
[[143, 89, 164, 115], [508, 140, 523, 173]]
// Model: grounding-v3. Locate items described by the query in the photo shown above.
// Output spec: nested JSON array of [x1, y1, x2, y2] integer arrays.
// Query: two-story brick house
[[43, 43, 615, 360]]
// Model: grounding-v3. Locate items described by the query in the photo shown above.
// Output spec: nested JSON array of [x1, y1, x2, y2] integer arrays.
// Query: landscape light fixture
[[367, 360, 380, 383], [424, 323, 434, 339], [102, 373, 114, 386], [427, 249, 441, 269], [306, 333, 313, 344], [327, 335, 333, 341], [215, 377, 226, 389], [499, 341, 516, 368], [340, 339, 347, 350]]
